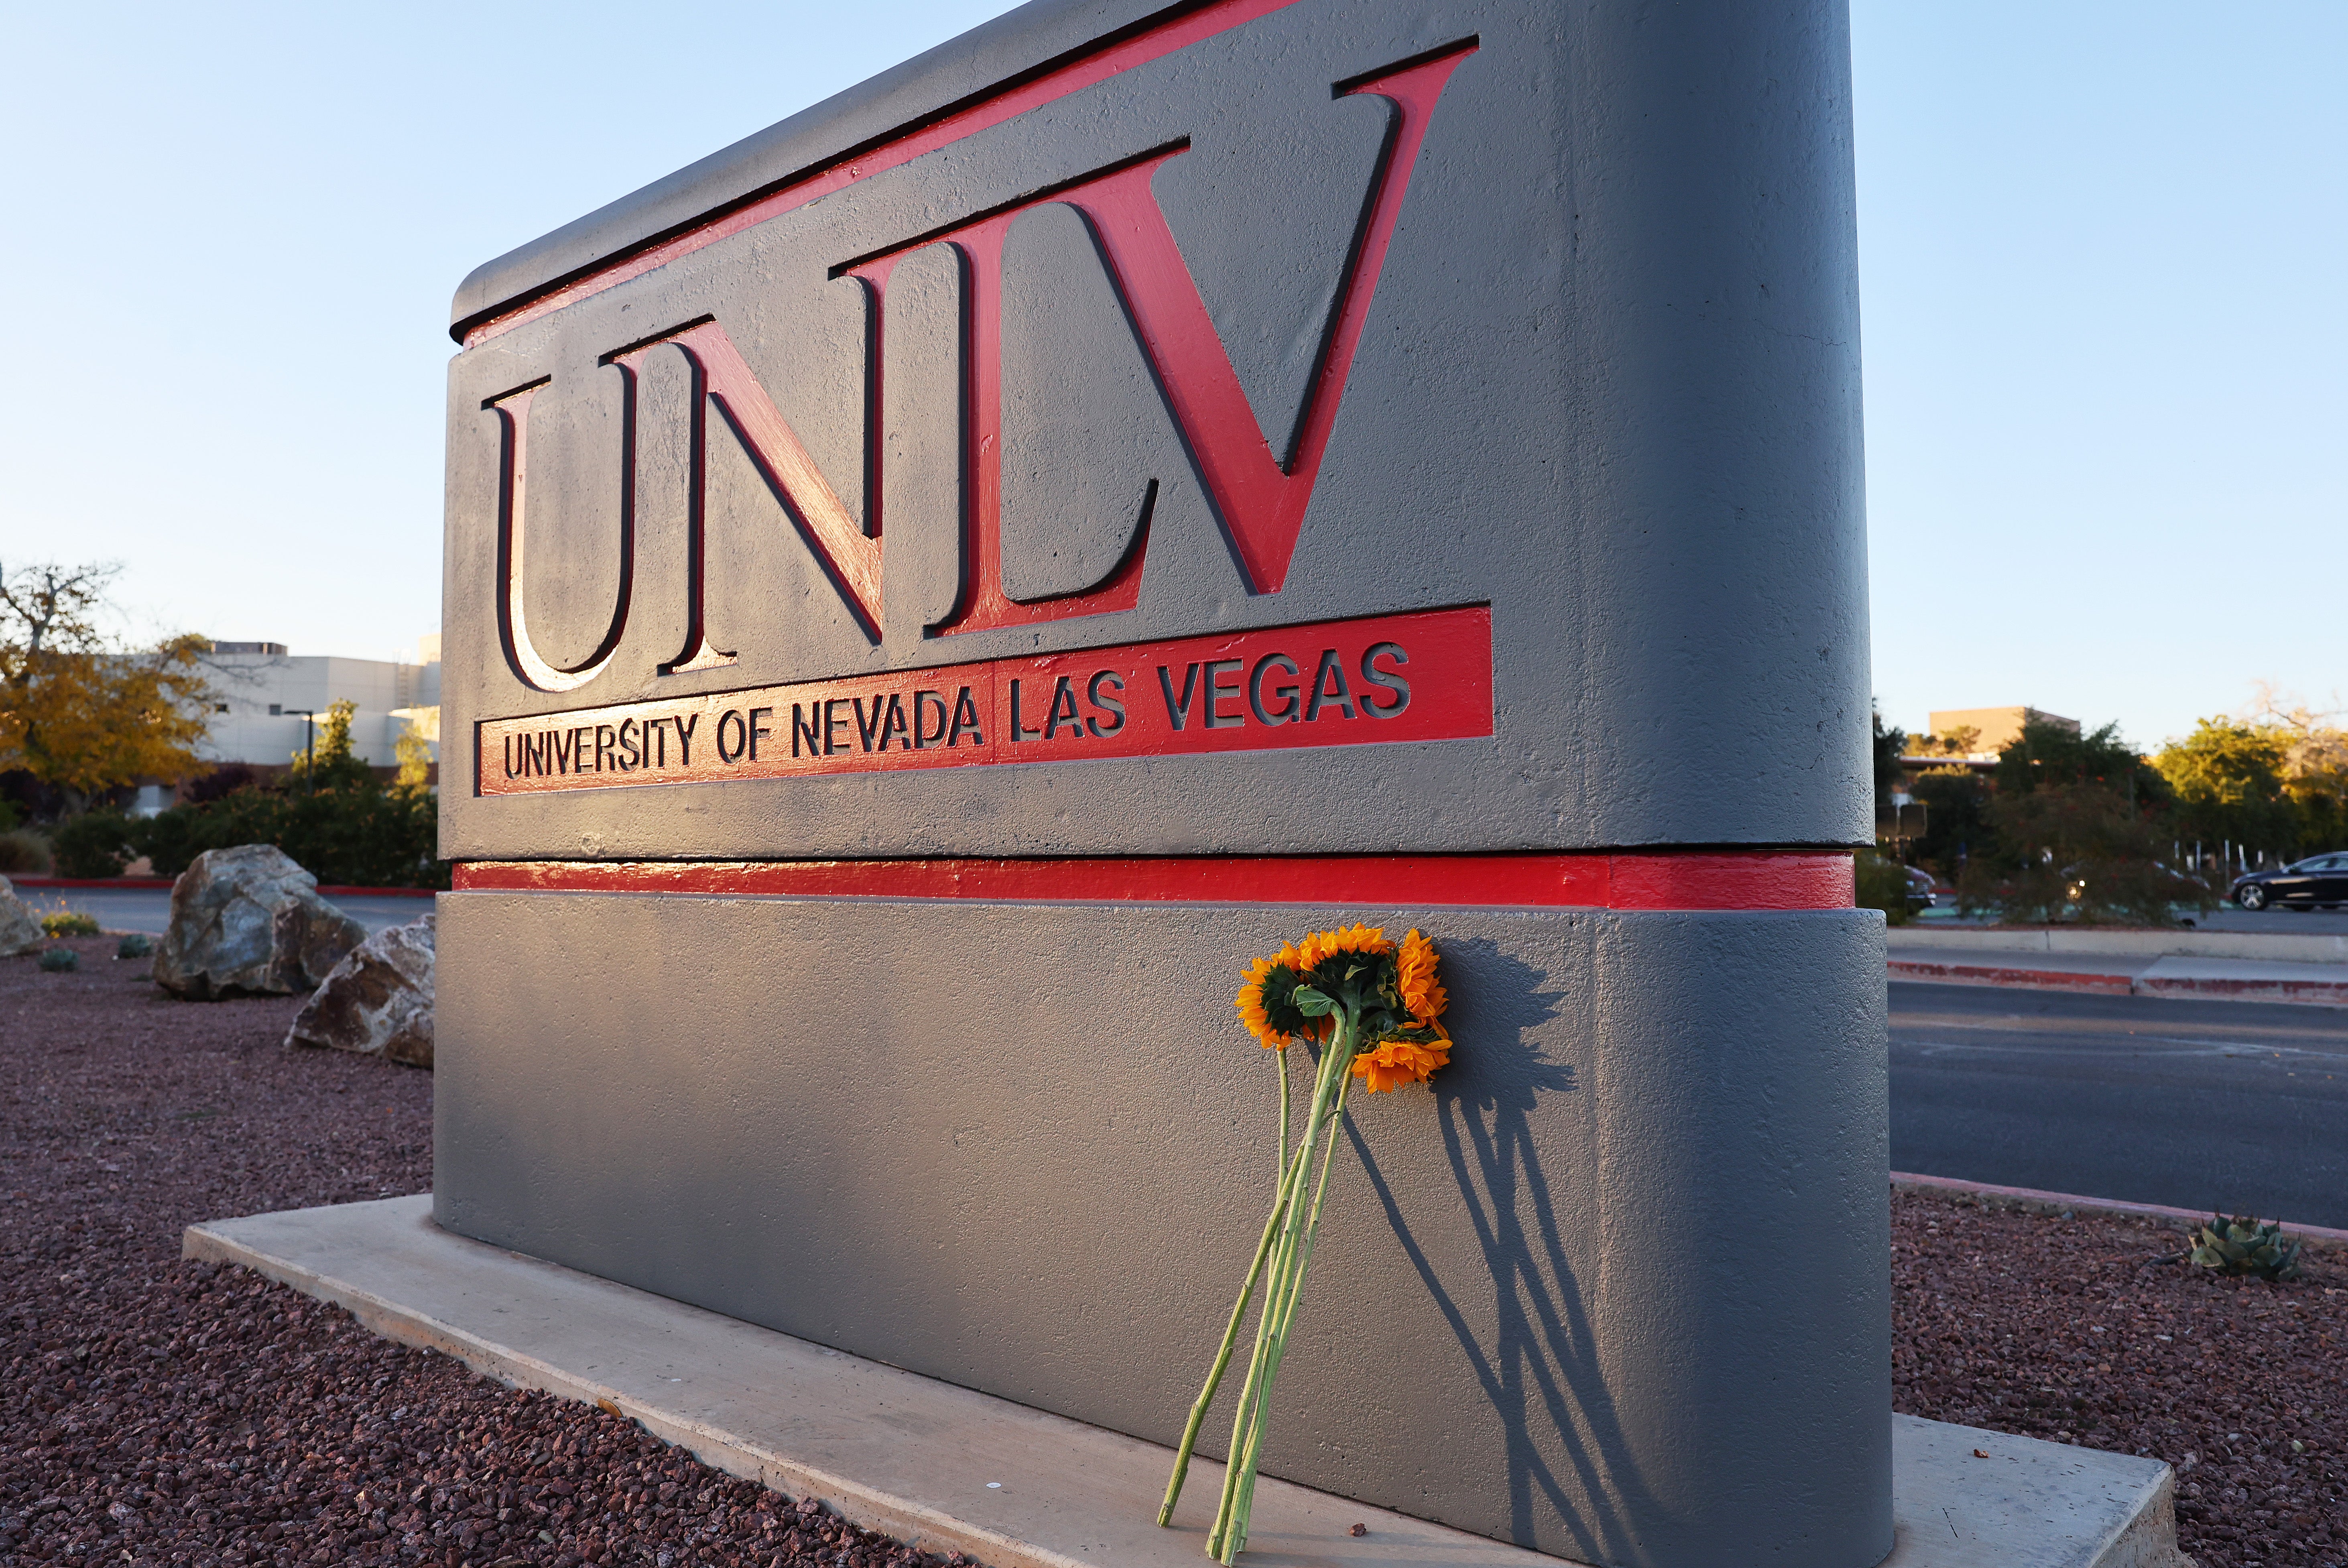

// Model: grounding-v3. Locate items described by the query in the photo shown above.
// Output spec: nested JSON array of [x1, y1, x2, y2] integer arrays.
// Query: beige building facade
[[1924, 705, 2079, 760]]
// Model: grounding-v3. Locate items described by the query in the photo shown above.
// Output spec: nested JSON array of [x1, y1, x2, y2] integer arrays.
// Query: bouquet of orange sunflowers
[[1157, 924, 1450, 1562]]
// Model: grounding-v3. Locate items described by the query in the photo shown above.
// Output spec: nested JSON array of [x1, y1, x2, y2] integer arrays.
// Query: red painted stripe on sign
[[451, 851, 1854, 911], [462, 0, 1306, 345], [476, 606, 1491, 796]]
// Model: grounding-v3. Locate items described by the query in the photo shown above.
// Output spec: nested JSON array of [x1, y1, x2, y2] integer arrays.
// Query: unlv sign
[[480, 44, 1477, 748]]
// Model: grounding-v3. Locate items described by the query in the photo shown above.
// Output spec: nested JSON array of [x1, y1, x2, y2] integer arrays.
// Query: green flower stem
[[1204, 1053, 1336, 1555], [1208, 1039, 1342, 1558], [1155, 1135, 1299, 1527], [1277, 1045, 1293, 1182], [1209, 1015, 1358, 1560], [1225, 1061, 1353, 1559]]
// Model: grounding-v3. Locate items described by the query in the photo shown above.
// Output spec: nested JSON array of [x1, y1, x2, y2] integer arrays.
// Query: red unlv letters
[[476, 608, 1490, 794], [482, 43, 1478, 700]]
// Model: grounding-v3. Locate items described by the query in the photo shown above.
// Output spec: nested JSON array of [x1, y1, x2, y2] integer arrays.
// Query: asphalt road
[[1891, 980, 2348, 1230], [12, 885, 432, 936], [2192, 906, 2348, 934]]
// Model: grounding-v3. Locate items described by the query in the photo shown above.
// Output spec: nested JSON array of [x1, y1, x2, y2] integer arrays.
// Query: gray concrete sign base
[[183, 1197, 2192, 1568]]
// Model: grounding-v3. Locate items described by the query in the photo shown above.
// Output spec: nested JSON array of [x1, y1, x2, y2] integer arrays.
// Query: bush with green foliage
[[0, 827, 49, 875], [1853, 852, 1915, 926], [2187, 1214, 2301, 1281], [116, 932, 152, 960], [126, 700, 447, 889], [39, 947, 77, 972], [41, 910, 99, 937], [49, 806, 135, 877], [1957, 779, 2216, 925]]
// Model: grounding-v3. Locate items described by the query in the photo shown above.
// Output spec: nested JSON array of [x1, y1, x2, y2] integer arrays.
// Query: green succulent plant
[[116, 933, 153, 960], [38, 947, 79, 973], [2187, 1214, 2302, 1281]]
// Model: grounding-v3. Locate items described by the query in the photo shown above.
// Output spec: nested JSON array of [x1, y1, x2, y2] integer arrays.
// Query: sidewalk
[[1887, 946, 2348, 1007]]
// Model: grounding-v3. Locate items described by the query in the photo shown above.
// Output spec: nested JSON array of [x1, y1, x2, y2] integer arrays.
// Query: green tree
[[1872, 705, 1909, 799], [1958, 780, 2212, 925], [1995, 717, 2164, 809], [2244, 688, 2348, 854], [284, 698, 374, 792], [2153, 719, 2297, 858], [1910, 766, 1993, 879]]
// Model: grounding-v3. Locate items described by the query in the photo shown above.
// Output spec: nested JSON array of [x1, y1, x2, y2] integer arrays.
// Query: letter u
[[487, 376, 635, 693]]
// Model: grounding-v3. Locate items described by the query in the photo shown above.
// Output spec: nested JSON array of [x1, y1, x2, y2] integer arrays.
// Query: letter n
[[607, 318, 884, 663]]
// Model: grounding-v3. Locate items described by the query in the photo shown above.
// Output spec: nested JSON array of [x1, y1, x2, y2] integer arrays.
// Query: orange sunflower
[[1397, 928, 1446, 1023], [1350, 1026, 1451, 1094], [1236, 942, 1313, 1049], [1295, 923, 1392, 970]]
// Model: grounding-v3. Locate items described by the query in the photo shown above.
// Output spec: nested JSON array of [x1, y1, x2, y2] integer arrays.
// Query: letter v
[[1075, 43, 1476, 595]]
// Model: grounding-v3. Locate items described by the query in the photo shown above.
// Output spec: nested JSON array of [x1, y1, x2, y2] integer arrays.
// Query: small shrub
[[2187, 1214, 2302, 1281], [48, 807, 135, 878], [41, 910, 101, 937], [1853, 852, 1915, 926], [116, 932, 153, 960], [0, 827, 50, 875], [39, 947, 78, 973]]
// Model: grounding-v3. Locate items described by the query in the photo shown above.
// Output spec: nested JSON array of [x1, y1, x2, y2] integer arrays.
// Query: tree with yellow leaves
[[0, 561, 213, 812]]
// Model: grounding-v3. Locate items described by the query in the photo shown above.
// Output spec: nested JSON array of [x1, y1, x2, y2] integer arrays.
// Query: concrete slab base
[[183, 1197, 2193, 1568]]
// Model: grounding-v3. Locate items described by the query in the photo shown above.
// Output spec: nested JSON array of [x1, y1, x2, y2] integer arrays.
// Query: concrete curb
[[1890, 1171, 2348, 1253], [1890, 926, 2348, 964], [1887, 958, 2348, 1008], [184, 1196, 2193, 1568]]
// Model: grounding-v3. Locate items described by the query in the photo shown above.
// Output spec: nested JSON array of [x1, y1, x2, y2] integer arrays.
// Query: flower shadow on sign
[[1342, 937, 1657, 1566]]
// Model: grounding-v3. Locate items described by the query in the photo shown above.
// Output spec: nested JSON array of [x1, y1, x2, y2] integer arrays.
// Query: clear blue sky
[[3, 2, 2338, 751]]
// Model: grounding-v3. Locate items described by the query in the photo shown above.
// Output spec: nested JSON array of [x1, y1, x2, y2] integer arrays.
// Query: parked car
[[2229, 852, 2348, 911]]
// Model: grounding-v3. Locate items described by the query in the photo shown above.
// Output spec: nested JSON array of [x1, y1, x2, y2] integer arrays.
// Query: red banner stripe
[[450, 852, 1854, 911]]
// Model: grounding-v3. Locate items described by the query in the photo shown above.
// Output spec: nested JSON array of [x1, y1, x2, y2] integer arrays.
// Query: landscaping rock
[[152, 844, 367, 999], [0, 876, 40, 958], [287, 911, 435, 1066]]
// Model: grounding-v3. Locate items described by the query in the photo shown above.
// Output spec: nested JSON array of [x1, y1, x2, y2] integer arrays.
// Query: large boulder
[[0, 876, 43, 958], [152, 844, 367, 999], [287, 913, 435, 1067]]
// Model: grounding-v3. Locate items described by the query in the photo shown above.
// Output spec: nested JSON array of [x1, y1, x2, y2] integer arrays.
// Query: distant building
[[1921, 705, 2078, 761], [137, 636, 443, 812]]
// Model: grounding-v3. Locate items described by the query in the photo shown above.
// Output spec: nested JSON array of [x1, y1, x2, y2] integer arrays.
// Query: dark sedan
[[2230, 851, 2348, 910]]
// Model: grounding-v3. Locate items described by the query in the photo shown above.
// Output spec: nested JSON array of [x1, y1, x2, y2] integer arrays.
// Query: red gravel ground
[[1891, 1189, 2345, 1568], [4, 931, 2344, 1568], [0, 935, 967, 1568]]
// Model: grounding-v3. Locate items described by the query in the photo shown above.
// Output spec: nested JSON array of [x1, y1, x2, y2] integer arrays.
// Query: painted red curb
[[1887, 958, 2131, 994], [451, 850, 1856, 911], [8, 875, 436, 898], [1891, 1171, 2348, 1248], [1889, 958, 2348, 1008]]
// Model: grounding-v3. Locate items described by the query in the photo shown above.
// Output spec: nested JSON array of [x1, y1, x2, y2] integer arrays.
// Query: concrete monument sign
[[436, 1, 1881, 1564]]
